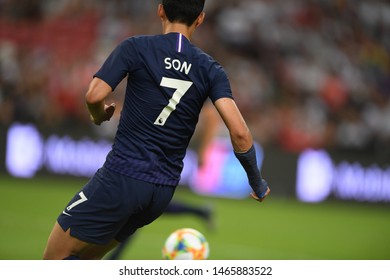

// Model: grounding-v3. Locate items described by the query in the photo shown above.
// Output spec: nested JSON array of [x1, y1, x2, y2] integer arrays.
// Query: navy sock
[[63, 255, 80, 260]]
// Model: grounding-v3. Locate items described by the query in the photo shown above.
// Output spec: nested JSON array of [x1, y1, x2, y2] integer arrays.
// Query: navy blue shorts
[[57, 167, 175, 245]]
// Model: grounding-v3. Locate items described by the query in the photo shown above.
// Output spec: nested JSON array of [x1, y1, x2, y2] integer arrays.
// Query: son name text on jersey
[[164, 57, 192, 75]]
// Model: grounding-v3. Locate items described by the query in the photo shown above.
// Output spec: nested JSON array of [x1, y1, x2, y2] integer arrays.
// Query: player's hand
[[90, 103, 116, 125], [104, 102, 116, 120], [251, 187, 270, 202]]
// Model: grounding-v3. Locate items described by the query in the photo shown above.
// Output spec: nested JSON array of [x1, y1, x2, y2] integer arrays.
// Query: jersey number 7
[[154, 77, 193, 126]]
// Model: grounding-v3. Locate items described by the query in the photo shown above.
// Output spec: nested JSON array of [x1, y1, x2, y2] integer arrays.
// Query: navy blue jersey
[[94, 33, 233, 186]]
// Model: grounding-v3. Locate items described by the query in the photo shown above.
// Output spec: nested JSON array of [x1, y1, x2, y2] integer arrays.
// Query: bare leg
[[43, 222, 118, 260]]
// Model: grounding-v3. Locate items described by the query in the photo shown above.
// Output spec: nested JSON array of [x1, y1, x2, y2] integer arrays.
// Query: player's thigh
[[43, 222, 118, 260], [135, 184, 176, 225], [116, 184, 175, 241]]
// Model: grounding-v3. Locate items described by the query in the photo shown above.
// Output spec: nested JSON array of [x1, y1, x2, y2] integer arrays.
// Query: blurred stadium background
[[1, 0, 390, 260]]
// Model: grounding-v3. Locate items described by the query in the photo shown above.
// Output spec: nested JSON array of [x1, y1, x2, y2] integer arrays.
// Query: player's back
[[98, 33, 232, 186]]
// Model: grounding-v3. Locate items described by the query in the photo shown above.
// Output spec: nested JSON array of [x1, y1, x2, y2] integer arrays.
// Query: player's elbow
[[230, 127, 253, 152], [85, 78, 112, 105], [85, 89, 102, 105]]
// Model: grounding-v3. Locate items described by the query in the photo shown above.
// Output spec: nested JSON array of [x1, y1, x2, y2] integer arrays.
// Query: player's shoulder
[[120, 34, 156, 45], [126, 34, 180, 53], [192, 46, 227, 77]]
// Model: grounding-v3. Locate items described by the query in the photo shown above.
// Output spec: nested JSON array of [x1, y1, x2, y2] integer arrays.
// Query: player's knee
[[43, 247, 68, 260]]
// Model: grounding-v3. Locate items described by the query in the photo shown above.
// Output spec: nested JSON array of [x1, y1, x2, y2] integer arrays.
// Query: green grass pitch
[[1, 175, 389, 260]]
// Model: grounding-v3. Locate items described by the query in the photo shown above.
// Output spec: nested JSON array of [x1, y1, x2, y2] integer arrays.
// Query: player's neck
[[163, 23, 195, 41]]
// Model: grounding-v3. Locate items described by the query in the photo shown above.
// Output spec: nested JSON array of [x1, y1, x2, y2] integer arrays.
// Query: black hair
[[162, 0, 205, 26]]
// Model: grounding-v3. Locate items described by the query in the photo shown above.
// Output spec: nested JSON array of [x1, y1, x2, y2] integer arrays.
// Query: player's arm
[[214, 97, 270, 202], [85, 77, 116, 125]]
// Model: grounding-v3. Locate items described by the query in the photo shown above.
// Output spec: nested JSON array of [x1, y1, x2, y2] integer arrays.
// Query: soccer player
[[107, 102, 217, 260], [43, 0, 270, 260]]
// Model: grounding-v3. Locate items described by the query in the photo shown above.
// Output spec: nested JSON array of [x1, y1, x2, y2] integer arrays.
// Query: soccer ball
[[162, 228, 210, 260]]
